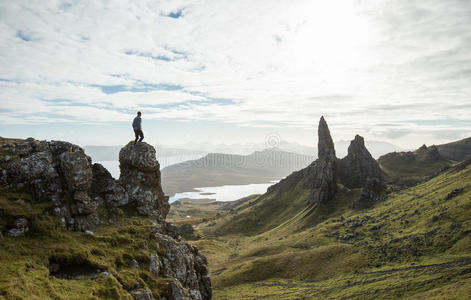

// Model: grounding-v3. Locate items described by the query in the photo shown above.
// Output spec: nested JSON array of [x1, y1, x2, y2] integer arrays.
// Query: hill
[[173, 118, 471, 299], [193, 158, 471, 299], [161, 149, 313, 196], [437, 137, 471, 162], [378, 144, 451, 186]]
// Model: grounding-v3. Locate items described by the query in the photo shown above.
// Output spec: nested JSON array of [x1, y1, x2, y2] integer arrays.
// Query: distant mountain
[[161, 148, 314, 196], [178, 140, 315, 156], [177, 140, 402, 158], [437, 137, 471, 161]]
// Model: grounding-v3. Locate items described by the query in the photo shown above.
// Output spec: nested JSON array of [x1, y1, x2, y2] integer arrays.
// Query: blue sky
[[0, 0, 470, 149]]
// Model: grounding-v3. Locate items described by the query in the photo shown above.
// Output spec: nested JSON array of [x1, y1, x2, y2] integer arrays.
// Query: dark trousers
[[134, 129, 144, 144]]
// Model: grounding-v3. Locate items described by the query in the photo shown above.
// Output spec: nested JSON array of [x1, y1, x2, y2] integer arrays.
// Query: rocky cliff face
[[338, 135, 383, 189], [278, 116, 385, 207], [0, 138, 211, 299]]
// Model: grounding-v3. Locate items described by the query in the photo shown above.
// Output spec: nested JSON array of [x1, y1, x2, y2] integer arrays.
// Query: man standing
[[132, 111, 144, 145]]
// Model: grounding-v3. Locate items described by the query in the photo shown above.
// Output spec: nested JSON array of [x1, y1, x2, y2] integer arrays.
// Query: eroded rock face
[[91, 163, 129, 207], [338, 135, 383, 189], [119, 142, 169, 218], [153, 232, 212, 300]]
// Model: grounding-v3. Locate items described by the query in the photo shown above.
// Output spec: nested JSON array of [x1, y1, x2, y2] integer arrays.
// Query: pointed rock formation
[[338, 135, 383, 189], [318, 116, 336, 159], [304, 116, 337, 204]]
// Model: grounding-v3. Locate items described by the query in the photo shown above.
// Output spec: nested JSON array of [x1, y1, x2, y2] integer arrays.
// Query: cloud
[[0, 0, 470, 147]]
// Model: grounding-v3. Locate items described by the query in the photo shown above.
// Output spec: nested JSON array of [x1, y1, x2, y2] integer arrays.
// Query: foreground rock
[[1, 138, 211, 299]]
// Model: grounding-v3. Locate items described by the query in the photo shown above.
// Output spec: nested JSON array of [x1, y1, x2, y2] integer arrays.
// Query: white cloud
[[0, 0, 470, 147]]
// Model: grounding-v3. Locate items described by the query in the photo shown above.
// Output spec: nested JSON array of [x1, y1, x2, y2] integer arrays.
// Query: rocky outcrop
[[7, 217, 29, 237], [1, 138, 212, 299], [352, 177, 387, 209], [338, 135, 383, 189], [304, 116, 337, 204], [274, 116, 385, 208], [3, 139, 99, 231], [119, 142, 169, 218], [426, 145, 441, 161]]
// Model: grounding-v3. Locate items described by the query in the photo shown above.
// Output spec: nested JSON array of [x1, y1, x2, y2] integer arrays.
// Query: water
[[169, 181, 278, 203], [95, 157, 279, 203], [96, 154, 203, 179]]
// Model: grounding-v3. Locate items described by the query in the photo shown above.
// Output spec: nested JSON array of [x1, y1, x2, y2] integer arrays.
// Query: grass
[[378, 146, 451, 185], [185, 160, 471, 299], [0, 183, 181, 300], [0, 206, 174, 299]]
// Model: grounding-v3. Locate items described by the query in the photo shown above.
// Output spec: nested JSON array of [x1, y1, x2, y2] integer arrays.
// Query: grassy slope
[[437, 137, 471, 162], [0, 192, 174, 299], [378, 147, 450, 185], [191, 162, 471, 299]]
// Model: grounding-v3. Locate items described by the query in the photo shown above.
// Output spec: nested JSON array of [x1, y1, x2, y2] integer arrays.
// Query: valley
[[168, 118, 471, 299]]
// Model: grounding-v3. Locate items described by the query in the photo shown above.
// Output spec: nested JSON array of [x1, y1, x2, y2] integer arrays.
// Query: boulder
[[7, 217, 29, 237], [130, 288, 155, 300], [59, 150, 93, 191]]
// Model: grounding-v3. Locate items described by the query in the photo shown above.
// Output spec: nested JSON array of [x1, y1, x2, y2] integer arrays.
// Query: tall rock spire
[[318, 116, 336, 159], [305, 116, 338, 204]]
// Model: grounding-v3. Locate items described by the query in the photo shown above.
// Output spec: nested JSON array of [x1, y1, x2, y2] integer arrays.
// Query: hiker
[[132, 111, 144, 145]]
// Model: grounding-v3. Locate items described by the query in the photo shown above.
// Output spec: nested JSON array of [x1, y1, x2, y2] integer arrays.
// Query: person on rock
[[132, 111, 144, 145]]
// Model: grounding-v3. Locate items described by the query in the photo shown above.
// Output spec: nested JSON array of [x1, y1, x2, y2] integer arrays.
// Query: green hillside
[[187, 160, 471, 299], [437, 137, 471, 162], [378, 145, 451, 185]]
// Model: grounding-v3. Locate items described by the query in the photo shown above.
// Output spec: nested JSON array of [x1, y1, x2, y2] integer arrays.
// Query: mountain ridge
[[162, 148, 313, 196]]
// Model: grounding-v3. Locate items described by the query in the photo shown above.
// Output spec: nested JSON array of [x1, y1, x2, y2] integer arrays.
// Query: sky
[[0, 0, 470, 150]]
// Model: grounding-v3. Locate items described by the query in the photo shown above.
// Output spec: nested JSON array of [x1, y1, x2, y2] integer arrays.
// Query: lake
[[169, 181, 278, 203], [96, 158, 279, 203]]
